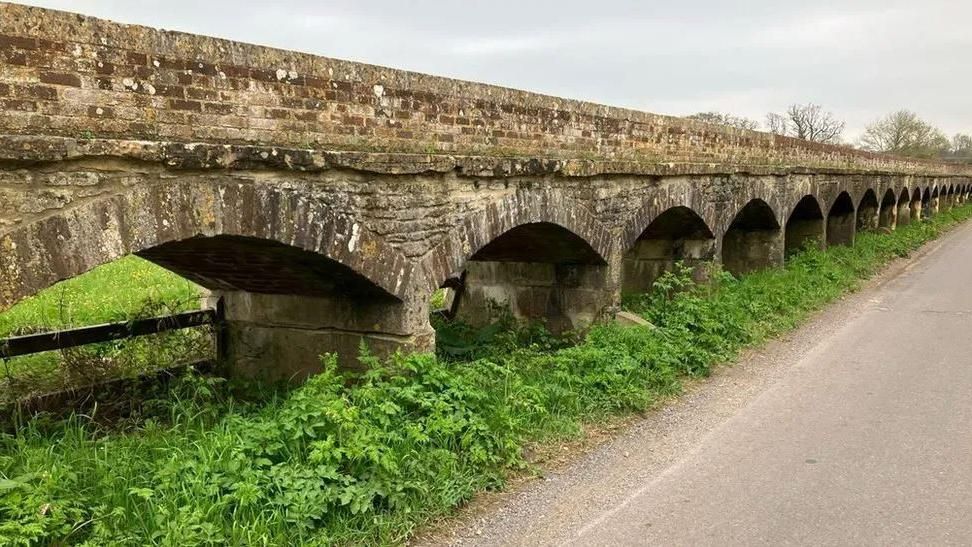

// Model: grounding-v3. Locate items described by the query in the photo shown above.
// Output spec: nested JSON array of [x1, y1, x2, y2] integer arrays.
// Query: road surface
[[425, 221, 972, 546]]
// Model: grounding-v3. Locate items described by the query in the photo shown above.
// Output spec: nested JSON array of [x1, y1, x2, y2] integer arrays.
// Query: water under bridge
[[2, 3, 971, 380]]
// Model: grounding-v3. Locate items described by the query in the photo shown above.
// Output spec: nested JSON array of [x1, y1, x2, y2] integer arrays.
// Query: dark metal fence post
[[214, 296, 227, 367]]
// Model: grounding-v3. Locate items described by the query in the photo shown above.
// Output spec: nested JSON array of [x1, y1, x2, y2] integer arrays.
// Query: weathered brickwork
[[2, 4, 972, 376], [3, 2, 972, 177]]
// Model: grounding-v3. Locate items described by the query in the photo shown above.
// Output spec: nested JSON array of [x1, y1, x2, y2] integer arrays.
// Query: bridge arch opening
[[878, 189, 897, 230], [827, 192, 856, 247], [784, 195, 824, 257], [0, 184, 427, 382], [622, 206, 715, 294], [856, 189, 880, 232], [920, 187, 931, 219], [452, 221, 610, 334], [138, 235, 420, 380], [897, 188, 912, 226], [721, 199, 782, 277], [931, 187, 940, 216]]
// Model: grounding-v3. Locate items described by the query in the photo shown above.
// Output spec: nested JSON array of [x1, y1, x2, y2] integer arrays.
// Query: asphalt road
[[426, 221, 972, 547]]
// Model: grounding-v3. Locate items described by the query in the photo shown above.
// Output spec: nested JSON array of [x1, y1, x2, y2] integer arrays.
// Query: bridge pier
[[878, 190, 897, 230], [623, 238, 715, 292], [878, 205, 896, 230], [210, 291, 433, 381], [856, 191, 880, 232], [454, 261, 615, 334], [897, 193, 912, 226]]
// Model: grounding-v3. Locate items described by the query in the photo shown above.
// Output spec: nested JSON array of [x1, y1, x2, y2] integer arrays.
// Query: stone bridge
[[2, 3, 971, 379]]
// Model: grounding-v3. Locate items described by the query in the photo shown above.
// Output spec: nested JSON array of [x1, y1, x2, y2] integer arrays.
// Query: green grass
[[0, 256, 207, 402], [1, 205, 970, 545]]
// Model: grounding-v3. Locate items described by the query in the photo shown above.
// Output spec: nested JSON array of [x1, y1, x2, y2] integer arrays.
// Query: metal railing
[[0, 308, 219, 360]]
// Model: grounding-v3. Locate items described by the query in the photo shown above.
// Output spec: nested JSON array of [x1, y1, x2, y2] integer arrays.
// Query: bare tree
[[950, 133, 972, 160], [765, 112, 789, 136], [686, 111, 760, 131], [859, 110, 950, 158], [765, 103, 845, 144]]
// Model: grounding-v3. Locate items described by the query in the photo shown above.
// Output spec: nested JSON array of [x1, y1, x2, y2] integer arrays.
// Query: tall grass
[[0, 256, 208, 402], [1, 205, 970, 545]]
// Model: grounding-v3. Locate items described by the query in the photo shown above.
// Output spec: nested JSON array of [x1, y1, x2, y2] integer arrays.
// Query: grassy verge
[[0, 256, 208, 403], [1, 205, 971, 545]]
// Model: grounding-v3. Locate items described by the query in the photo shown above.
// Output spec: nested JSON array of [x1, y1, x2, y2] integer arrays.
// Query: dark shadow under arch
[[722, 199, 782, 277], [785, 195, 824, 257], [897, 188, 912, 226], [454, 219, 613, 334], [140, 235, 398, 301], [420, 191, 613, 294], [878, 188, 897, 229], [922, 187, 932, 218], [827, 191, 855, 247], [469, 222, 607, 265], [856, 189, 879, 232], [622, 206, 716, 293]]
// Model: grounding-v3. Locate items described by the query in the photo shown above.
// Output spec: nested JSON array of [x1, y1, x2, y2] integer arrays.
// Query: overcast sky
[[18, 0, 972, 140]]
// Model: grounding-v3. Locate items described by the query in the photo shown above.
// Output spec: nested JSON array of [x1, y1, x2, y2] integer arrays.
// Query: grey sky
[[17, 0, 972, 140]]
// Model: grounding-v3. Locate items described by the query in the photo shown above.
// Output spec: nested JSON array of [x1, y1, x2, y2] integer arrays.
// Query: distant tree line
[[686, 105, 971, 163]]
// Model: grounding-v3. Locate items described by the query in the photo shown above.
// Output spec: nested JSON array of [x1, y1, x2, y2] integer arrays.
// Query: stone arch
[[922, 187, 932, 218], [856, 189, 880, 232], [421, 190, 613, 293], [827, 191, 856, 247], [0, 181, 412, 310], [931, 186, 941, 215], [0, 181, 424, 380], [424, 191, 615, 334], [721, 199, 782, 276], [784, 195, 824, 256], [878, 188, 897, 230], [622, 205, 716, 294], [897, 188, 912, 226], [621, 192, 714, 253]]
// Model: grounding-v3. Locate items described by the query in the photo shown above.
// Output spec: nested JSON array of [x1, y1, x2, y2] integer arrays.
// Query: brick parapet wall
[[1, 2, 970, 177]]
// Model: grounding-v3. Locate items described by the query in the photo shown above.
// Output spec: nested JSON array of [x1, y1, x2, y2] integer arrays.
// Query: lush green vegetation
[[1, 205, 970, 545], [0, 256, 207, 402]]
